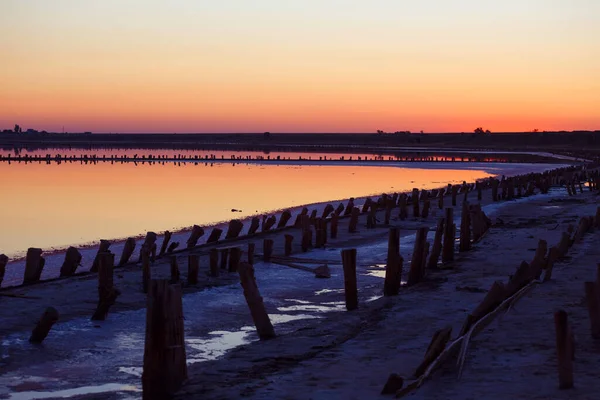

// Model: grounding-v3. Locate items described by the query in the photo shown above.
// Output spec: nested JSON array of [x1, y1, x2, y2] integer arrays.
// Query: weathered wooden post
[[384, 199, 393, 225], [247, 243, 255, 264], [159, 231, 172, 256], [23, 247, 45, 285], [331, 212, 339, 239], [384, 228, 402, 296], [263, 239, 274, 262], [408, 228, 428, 285], [492, 179, 499, 201], [0, 254, 7, 287], [554, 310, 574, 389], [209, 248, 219, 277], [284, 234, 294, 256], [237, 262, 276, 340], [207, 228, 223, 243], [412, 188, 420, 218], [309, 209, 318, 224], [366, 204, 377, 229], [29, 307, 59, 344], [422, 198, 430, 219], [248, 217, 261, 235], [60, 246, 82, 277], [294, 207, 309, 226], [476, 181, 482, 201], [361, 198, 372, 213], [321, 204, 334, 219], [459, 201, 471, 252], [427, 218, 445, 269], [344, 198, 355, 216], [341, 249, 358, 311], [226, 219, 244, 239], [219, 248, 229, 270], [228, 247, 241, 272], [92, 252, 120, 321], [335, 203, 345, 216], [141, 244, 151, 293], [139, 232, 157, 262], [142, 280, 187, 399], [349, 207, 360, 233], [118, 238, 136, 266], [277, 210, 292, 228], [186, 225, 205, 248], [188, 254, 199, 285], [451, 185, 458, 206], [399, 194, 408, 220], [584, 281, 600, 339], [170, 256, 180, 283], [442, 208, 455, 264], [263, 216, 277, 232]]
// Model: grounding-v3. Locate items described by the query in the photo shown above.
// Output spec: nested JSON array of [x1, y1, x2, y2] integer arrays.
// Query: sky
[[1, 0, 599, 133]]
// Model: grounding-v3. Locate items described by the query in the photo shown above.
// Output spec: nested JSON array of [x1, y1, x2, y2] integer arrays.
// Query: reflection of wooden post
[[207, 228, 223, 243], [24, 248, 45, 284], [442, 208, 454, 264], [142, 244, 151, 293], [384, 228, 402, 296], [228, 247, 241, 272], [92, 252, 120, 321], [263, 239, 274, 262], [584, 282, 600, 339], [170, 256, 180, 283], [554, 310, 574, 389], [284, 234, 293, 256], [349, 207, 360, 233], [188, 254, 199, 285], [408, 228, 428, 285], [226, 219, 244, 239], [0, 254, 8, 287], [412, 188, 420, 218], [60, 246, 82, 277], [91, 240, 112, 272], [248, 217, 260, 235], [142, 280, 187, 399], [459, 201, 471, 252], [237, 263, 276, 340], [341, 249, 358, 311], [29, 307, 59, 344], [186, 225, 205, 248], [331, 212, 339, 239], [209, 249, 219, 277], [159, 231, 171, 256], [118, 238, 136, 266], [427, 218, 445, 269], [247, 243, 255, 265]]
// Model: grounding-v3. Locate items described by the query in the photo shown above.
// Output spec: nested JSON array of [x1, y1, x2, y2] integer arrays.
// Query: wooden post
[[139, 232, 157, 262], [349, 207, 360, 233], [248, 217, 260, 235], [59, 246, 82, 277], [442, 208, 455, 264], [206, 228, 223, 243], [529, 239, 548, 279], [277, 210, 292, 228], [284, 234, 293, 256], [384, 228, 402, 296], [159, 231, 172, 256], [412, 188, 420, 218], [477, 181, 482, 201], [141, 244, 151, 293], [263, 239, 274, 262], [437, 189, 445, 210], [554, 310, 574, 389], [384, 200, 393, 225], [335, 203, 345, 216], [142, 280, 187, 399], [321, 204, 334, 219], [263, 215, 277, 232], [186, 225, 205, 248], [399, 194, 408, 220], [366, 205, 377, 229], [331, 212, 339, 239], [118, 237, 136, 266], [0, 254, 7, 287], [188, 254, 199, 285], [408, 228, 428, 285], [92, 252, 120, 321], [492, 179, 499, 201], [23, 247, 45, 285], [209, 249, 219, 277], [219, 248, 229, 270], [247, 243, 255, 265], [459, 201, 471, 252], [427, 218, 445, 269], [341, 249, 358, 311], [237, 262, 276, 340], [584, 281, 600, 339], [344, 198, 354, 216], [29, 307, 59, 344], [91, 239, 112, 272], [422, 198, 430, 219], [170, 256, 180, 283], [451, 186, 458, 206], [226, 219, 244, 239], [228, 247, 241, 272]]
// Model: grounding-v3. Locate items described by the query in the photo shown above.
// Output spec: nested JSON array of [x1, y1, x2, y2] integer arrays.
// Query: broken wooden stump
[[427, 218, 445, 269], [188, 254, 199, 285], [543, 246, 561, 282], [529, 239, 548, 279], [29, 307, 59, 344], [91, 252, 120, 321], [505, 261, 533, 297], [170, 256, 180, 284], [459, 201, 471, 252], [186, 225, 205, 248], [263, 239, 274, 262], [142, 280, 187, 399], [263, 215, 277, 232], [584, 281, 600, 339], [139, 232, 157, 262], [344, 198, 354, 216], [412, 188, 420, 218], [294, 207, 309, 227], [572, 216, 592, 243], [226, 219, 244, 239], [59, 246, 82, 277], [91, 240, 111, 272], [384, 228, 402, 296], [228, 247, 241, 272], [441, 208, 455, 264], [23, 248, 45, 285], [361, 198, 372, 213], [158, 231, 172, 256], [437, 189, 445, 210], [349, 207, 360, 233], [118, 237, 136, 266], [309, 209, 318, 225], [277, 210, 292, 228], [247, 243, 255, 265], [341, 248, 358, 311], [238, 262, 276, 340], [554, 310, 574, 389], [284, 234, 294, 256], [209, 249, 219, 277], [206, 228, 223, 243], [414, 326, 452, 377], [321, 204, 334, 219], [0, 254, 7, 287], [248, 217, 261, 235], [408, 227, 429, 286], [557, 232, 571, 258]]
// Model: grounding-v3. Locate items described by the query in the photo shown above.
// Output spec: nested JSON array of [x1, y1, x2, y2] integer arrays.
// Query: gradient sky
[[1, 0, 599, 133]]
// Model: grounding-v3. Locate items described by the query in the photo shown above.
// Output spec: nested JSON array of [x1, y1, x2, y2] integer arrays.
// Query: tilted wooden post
[[206, 228, 223, 243], [263, 216, 277, 232], [209, 249, 219, 277], [24, 247, 45, 285], [335, 203, 345, 216], [284, 234, 294, 256], [228, 247, 241, 272], [408, 228, 428, 285], [59, 246, 82, 277], [92, 252, 120, 321], [277, 210, 292, 228], [263, 239, 274, 262], [29, 307, 59, 344], [384, 228, 402, 296], [437, 189, 445, 210], [584, 281, 600, 339], [226, 219, 244, 239], [0, 254, 7, 287], [186, 225, 205, 248], [237, 262, 276, 340], [344, 198, 354, 216], [248, 217, 260, 235], [349, 207, 360, 233], [427, 218, 445, 269], [91, 240, 111, 272], [554, 310, 574, 389], [139, 232, 157, 262], [459, 201, 471, 252], [321, 204, 334, 219], [118, 238, 136, 266], [142, 280, 187, 399], [188, 254, 199, 285], [341, 249, 358, 311], [442, 208, 455, 264], [158, 231, 172, 256]]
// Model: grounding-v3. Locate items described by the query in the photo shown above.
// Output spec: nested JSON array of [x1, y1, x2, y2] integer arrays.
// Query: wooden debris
[[238, 262, 276, 340]]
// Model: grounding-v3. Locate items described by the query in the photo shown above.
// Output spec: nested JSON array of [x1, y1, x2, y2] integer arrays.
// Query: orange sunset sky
[[1, 0, 599, 133]]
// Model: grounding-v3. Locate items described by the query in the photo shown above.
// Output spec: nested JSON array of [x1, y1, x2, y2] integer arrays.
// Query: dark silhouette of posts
[[29, 307, 59, 344], [159, 231, 172, 256], [228, 247, 241, 272], [442, 208, 455, 264], [226, 220, 243, 239], [92, 252, 120, 321], [24, 248, 45, 284], [186, 225, 205, 248], [118, 238, 136, 266], [554, 310, 574, 389], [341, 249, 358, 310], [188, 254, 199, 284], [142, 280, 187, 399], [91, 240, 111, 272], [349, 207, 360, 233], [427, 218, 445, 269], [238, 262, 276, 340], [60, 246, 82, 277], [384, 228, 402, 296], [412, 188, 420, 218]]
